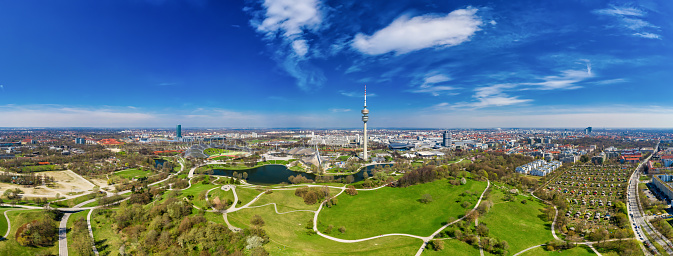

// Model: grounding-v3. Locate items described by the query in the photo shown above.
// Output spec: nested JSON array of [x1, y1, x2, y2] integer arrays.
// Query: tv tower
[[361, 85, 369, 161]]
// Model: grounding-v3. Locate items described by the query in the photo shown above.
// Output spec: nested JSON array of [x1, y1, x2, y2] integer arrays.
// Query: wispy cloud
[[522, 65, 593, 90], [351, 7, 483, 55], [409, 73, 458, 96], [410, 86, 459, 96], [593, 5, 661, 39], [633, 32, 660, 39], [340, 91, 376, 97], [329, 108, 351, 113], [593, 5, 645, 17]]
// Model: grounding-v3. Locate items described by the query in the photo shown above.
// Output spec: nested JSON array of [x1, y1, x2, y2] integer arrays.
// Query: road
[[627, 141, 673, 255], [58, 212, 72, 256]]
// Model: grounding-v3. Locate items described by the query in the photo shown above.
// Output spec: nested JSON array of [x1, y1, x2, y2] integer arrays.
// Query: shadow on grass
[[95, 238, 108, 253]]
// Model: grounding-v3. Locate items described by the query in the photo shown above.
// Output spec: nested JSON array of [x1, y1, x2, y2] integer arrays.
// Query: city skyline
[[0, 0, 672, 128]]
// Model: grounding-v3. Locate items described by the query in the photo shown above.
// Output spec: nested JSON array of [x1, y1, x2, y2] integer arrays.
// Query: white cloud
[[292, 40, 309, 57], [422, 74, 451, 87], [250, 0, 325, 90], [255, 0, 322, 39], [352, 7, 483, 55]]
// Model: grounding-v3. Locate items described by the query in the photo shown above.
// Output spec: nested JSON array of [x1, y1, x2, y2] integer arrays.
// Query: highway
[[627, 141, 673, 255]]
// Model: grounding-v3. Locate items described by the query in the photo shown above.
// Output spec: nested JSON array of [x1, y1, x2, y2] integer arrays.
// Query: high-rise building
[[361, 85, 369, 161], [442, 131, 452, 147], [176, 124, 182, 138], [585, 127, 592, 134], [75, 138, 86, 144]]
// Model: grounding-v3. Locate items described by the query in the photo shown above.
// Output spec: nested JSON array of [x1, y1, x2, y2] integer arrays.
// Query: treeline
[[0, 172, 53, 185]]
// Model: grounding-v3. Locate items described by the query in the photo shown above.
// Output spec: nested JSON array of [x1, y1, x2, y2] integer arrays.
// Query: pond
[[210, 163, 393, 185]]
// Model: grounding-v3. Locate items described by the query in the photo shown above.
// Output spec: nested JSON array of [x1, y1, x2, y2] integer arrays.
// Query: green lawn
[[228, 207, 421, 256], [112, 168, 152, 179], [421, 239, 482, 256], [319, 179, 488, 239], [0, 209, 59, 256], [235, 187, 264, 206], [246, 188, 340, 213], [0, 207, 14, 237], [51, 193, 100, 208], [479, 188, 554, 255], [179, 181, 221, 208], [21, 165, 56, 172], [519, 245, 597, 256]]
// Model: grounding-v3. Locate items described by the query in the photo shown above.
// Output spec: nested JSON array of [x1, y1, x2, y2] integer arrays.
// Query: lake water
[[211, 164, 393, 185]]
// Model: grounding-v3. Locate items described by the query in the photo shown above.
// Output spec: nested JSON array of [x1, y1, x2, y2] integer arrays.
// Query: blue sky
[[0, 0, 672, 128]]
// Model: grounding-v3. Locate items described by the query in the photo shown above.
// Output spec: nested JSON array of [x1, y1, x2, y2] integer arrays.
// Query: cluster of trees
[[652, 219, 673, 240], [294, 186, 330, 205], [70, 216, 95, 256], [100, 190, 268, 255], [288, 175, 313, 184], [442, 219, 509, 255], [15, 210, 61, 247], [593, 240, 642, 256], [397, 166, 442, 187]]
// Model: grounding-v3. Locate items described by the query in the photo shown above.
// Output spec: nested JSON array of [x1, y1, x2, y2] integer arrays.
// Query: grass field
[[246, 187, 341, 213], [0, 209, 58, 256], [519, 245, 597, 256], [112, 168, 151, 179], [479, 188, 554, 255], [228, 207, 421, 256], [0, 207, 14, 237], [21, 165, 56, 172], [51, 192, 100, 208], [235, 187, 264, 206], [256, 160, 293, 166], [319, 179, 488, 239]]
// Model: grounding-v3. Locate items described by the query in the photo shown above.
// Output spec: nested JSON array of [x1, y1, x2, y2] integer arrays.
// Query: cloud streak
[[593, 4, 661, 39]]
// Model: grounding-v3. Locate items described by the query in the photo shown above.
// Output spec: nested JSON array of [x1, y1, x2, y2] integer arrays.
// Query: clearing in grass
[[319, 178, 488, 239], [228, 207, 420, 256]]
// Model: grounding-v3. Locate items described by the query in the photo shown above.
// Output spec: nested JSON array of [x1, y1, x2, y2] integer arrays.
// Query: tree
[[430, 239, 444, 251], [460, 177, 467, 185], [346, 175, 355, 184], [345, 186, 358, 196], [303, 191, 318, 205], [243, 172, 248, 180], [339, 226, 346, 233], [580, 155, 590, 163], [251, 215, 265, 226], [419, 194, 433, 204]]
